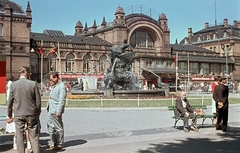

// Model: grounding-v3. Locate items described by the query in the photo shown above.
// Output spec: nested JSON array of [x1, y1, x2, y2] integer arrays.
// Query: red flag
[[50, 47, 57, 54], [39, 40, 43, 54], [39, 46, 43, 54], [174, 56, 177, 62]]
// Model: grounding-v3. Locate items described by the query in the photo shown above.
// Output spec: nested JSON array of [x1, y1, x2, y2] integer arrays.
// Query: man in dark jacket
[[174, 91, 198, 132], [213, 77, 229, 132]]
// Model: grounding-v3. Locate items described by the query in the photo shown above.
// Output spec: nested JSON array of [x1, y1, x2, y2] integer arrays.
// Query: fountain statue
[[71, 39, 166, 97], [104, 39, 139, 90]]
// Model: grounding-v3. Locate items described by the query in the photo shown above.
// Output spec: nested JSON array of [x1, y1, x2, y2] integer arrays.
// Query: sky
[[13, 0, 240, 44]]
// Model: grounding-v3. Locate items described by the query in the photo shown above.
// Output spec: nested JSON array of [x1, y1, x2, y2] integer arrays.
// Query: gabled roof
[[31, 30, 112, 46]]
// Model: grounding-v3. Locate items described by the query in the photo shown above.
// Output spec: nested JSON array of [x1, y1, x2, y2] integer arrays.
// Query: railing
[[41, 96, 215, 107]]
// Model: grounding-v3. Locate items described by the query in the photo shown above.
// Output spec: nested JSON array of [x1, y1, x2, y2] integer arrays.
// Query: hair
[[214, 76, 220, 81], [19, 66, 30, 74], [49, 72, 59, 79], [9, 75, 14, 81], [219, 77, 226, 82]]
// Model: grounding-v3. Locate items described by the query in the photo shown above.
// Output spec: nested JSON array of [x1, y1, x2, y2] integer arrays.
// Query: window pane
[[190, 63, 198, 74], [130, 30, 154, 48]]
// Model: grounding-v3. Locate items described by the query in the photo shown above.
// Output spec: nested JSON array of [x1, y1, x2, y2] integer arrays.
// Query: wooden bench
[[168, 105, 216, 128]]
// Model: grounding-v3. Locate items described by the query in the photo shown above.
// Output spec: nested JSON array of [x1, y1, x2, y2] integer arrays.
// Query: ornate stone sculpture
[[104, 40, 139, 90]]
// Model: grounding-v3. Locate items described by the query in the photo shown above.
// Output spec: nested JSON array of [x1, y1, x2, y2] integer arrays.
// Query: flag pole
[[187, 53, 190, 92], [58, 41, 61, 79], [175, 52, 178, 92], [40, 40, 43, 93]]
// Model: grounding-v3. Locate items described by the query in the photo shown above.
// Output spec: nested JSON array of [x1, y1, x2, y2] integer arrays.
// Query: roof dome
[[75, 21, 83, 28], [115, 6, 125, 15], [0, 0, 24, 14], [159, 13, 167, 19]]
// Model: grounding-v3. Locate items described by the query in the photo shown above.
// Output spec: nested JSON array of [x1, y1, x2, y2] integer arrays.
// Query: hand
[[7, 117, 13, 123], [56, 113, 61, 118], [185, 112, 189, 118], [218, 102, 223, 108]]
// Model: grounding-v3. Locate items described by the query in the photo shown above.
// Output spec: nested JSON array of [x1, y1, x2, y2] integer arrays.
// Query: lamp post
[[10, 8, 13, 76], [221, 44, 231, 85]]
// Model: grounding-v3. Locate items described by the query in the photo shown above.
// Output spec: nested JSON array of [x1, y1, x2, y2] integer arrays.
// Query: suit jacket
[[174, 97, 194, 119], [213, 83, 229, 109], [7, 77, 41, 117], [46, 81, 66, 114]]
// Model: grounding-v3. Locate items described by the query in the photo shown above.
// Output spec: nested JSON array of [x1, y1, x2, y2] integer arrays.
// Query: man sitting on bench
[[174, 91, 198, 132]]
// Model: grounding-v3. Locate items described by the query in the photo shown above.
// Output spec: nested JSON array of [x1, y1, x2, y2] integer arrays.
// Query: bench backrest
[[168, 105, 207, 111]]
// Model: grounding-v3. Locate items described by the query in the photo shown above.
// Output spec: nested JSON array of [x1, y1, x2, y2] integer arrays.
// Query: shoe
[[13, 145, 17, 150], [183, 128, 189, 132], [191, 124, 198, 131], [216, 127, 222, 130], [56, 145, 63, 150], [46, 145, 57, 151], [191, 126, 199, 131], [191, 123, 198, 129], [222, 129, 227, 132]]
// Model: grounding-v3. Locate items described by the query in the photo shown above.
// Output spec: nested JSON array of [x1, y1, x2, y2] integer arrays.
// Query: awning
[[141, 67, 189, 74]]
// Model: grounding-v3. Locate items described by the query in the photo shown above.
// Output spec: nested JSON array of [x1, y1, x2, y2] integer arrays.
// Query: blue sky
[[13, 0, 240, 44]]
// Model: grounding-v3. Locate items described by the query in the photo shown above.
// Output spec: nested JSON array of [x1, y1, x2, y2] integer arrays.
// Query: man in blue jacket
[[46, 72, 66, 150]]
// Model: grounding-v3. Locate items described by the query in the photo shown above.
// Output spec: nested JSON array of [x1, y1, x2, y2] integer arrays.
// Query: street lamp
[[10, 8, 13, 76], [221, 44, 231, 85]]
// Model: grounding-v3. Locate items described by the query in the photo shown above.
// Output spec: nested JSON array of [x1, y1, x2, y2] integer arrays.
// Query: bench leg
[[202, 117, 215, 128], [174, 118, 180, 128]]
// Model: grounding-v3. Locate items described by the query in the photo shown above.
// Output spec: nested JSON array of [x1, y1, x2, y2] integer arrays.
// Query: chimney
[[188, 28, 192, 43], [205, 22, 209, 29], [233, 20, 240, 28], [223, 18, 228, 27]]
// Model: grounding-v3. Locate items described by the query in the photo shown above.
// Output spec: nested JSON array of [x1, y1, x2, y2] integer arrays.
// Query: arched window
[[83, 54, 91, 73], [130, 30, 154, 48], [99, 55, 107, 73], [30, 53, 38, 74], [48, 54, 57, 72], [66, 53, 75, 72]]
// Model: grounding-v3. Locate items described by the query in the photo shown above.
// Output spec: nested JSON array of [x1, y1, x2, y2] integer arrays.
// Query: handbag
[[194, 108, 205, 116]]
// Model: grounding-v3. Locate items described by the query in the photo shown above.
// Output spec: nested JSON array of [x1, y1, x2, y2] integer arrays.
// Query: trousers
[[14, 116, 40, 153], [47, 113, 64, 146], [183, 112, 197, 128]]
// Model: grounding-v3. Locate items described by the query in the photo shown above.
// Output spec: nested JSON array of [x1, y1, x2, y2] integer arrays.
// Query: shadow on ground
[[138, 126, 240, 153], [0, 132, 87, 153]]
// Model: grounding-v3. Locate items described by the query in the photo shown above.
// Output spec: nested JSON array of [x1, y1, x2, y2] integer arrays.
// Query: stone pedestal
[[104, 88, 113, 98]]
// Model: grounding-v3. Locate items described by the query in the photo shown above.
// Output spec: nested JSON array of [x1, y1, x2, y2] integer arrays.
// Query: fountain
[[71, 40, 166, 98]]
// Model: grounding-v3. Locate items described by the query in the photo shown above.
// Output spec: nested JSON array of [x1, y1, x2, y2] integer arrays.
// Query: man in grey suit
[[46, 72, 66, 150], [7, 66, 41, 153]]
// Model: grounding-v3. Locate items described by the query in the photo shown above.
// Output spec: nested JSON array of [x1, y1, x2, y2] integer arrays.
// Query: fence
[[41, 96, 213, 107]]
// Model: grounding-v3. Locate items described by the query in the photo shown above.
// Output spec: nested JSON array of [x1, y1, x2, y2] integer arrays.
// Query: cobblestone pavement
[[0, 104, 240, 153]]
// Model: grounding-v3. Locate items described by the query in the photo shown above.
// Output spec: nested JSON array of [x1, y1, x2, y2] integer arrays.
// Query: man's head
[[180, 91, 186, 100], [19, 66, 31, 79], [220, 76, 227, 84], [49, 72, 60, 85]]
